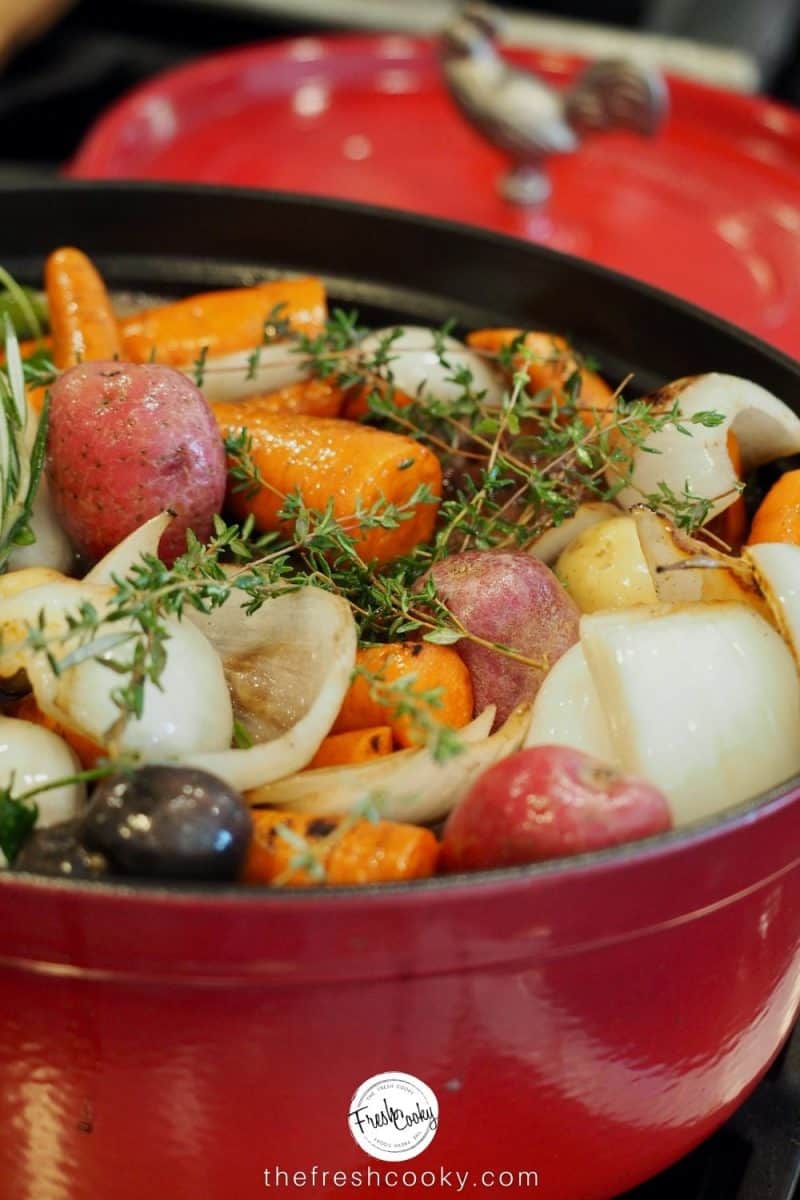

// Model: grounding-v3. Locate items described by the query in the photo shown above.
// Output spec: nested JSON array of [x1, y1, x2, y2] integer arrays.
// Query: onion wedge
[[525, 643, 615, 762], [746, 542, 800, 666], [631, 506, 770, 618], [8, 400, 73, 575], [359, 326, 505, 408], [0, 717, 83, 827], [191, 346, 310, 405], [183, 586, 357, 792], [0, 578, 233, 758], [86, 512, 171, 586], [611, 374, 800, 522], [246, 704, 530, 824], [581, 603, 800, 824]]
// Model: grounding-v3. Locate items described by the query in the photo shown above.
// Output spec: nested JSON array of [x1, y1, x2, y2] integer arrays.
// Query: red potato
[[46, 361, 226, 565], [426, 551, 579, 727], [440, 744, 672, 871]]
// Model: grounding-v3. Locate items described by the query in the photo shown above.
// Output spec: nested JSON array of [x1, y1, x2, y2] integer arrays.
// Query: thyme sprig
[[290, 312, 726, 548], [352, 663, 464, 761], [11, 306, 726, 772], [270, 791, 383, 886]]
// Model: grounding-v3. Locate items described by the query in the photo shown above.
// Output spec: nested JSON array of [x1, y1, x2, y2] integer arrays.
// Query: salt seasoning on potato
[[45, 361, 227, 565]]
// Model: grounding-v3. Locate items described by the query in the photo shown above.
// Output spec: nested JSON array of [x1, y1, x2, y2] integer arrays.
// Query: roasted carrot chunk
[[748, 467, 800, 547], [242, 808, 439, 886], [707, 430, 748, 550], [214, 411, 442, 566], [305, 726, 394, 769], [120, 278, 326, 365], [333, 643, 473, 748], [467, 327, 614, 424]]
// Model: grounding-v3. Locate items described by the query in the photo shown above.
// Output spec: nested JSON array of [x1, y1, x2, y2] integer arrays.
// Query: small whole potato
[[425, 551, 579, 727], [46, 361, 227, 565], [440, 744, 672, 871], [555, 516, 657, 613]]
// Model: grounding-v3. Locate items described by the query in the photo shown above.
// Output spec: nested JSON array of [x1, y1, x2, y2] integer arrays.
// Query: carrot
[[45, 247, 122, 370], [748, 468, 800, 547], [242, 808, 439, 886], [343, 380, 414, 421], [26, 385, 46, 415], [467, 327, 615, 423], [706, 430, 747, 550], [119, 278, 326, 366], [213, 378, 344, 422], [12, 694, 105, 769], [215, 411, 442, 566], [332, 643, 473, 748], [305, 726, 393, 769]]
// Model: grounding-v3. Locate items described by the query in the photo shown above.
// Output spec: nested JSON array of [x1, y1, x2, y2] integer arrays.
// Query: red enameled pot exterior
[[1, 783, 800, 1200], [1, 183, 800, 1200]]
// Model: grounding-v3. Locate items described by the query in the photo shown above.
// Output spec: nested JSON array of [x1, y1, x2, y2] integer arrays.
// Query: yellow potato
[[555, 517, 657, 613]]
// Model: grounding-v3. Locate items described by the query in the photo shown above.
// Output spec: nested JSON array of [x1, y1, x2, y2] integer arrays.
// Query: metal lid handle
[[440, 2, 669, 205]]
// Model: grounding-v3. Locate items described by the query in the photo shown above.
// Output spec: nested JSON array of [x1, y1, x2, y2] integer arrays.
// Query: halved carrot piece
[[120, 278, 326, 366], [305, 726, 393, 769], [342, 379, 415, 421], [213, 378, 344, 422], [215, 411, 442, 566], [467, 327, 615, 424], [242, 808, 439, 886], [333, 643, 474, 748], [748, 467, 800, 547]]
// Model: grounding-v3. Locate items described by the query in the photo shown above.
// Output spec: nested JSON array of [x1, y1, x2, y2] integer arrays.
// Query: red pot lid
[[70, 34, 800, 358]]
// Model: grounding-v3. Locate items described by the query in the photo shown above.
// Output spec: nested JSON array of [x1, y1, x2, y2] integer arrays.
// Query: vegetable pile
[[1, 246, 800, 887]]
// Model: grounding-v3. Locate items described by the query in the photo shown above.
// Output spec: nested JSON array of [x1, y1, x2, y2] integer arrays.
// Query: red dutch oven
[[69, 34, 800, 359], [1, 182, 800, 1200]]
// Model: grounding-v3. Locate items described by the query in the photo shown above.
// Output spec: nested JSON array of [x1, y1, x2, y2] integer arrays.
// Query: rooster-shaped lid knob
[[440, 3, 669, 205]]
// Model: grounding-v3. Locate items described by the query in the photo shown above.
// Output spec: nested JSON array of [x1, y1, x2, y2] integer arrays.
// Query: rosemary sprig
[[0, 319, 49, 570]]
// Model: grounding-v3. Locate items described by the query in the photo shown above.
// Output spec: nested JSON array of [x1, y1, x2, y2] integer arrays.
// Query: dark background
[[3, 0, 800, 170]]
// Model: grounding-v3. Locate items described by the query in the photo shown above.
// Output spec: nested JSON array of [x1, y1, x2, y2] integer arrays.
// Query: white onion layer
[[525, 643, 615, 762], [184, 587, 357, 791], [611, 374, 800, 522], [247, 704, 531, 824], [0, 579, 233, 758], [581, 603, 800, 825], [189, 345, 310, 404], [359, 326, 505, 408]]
